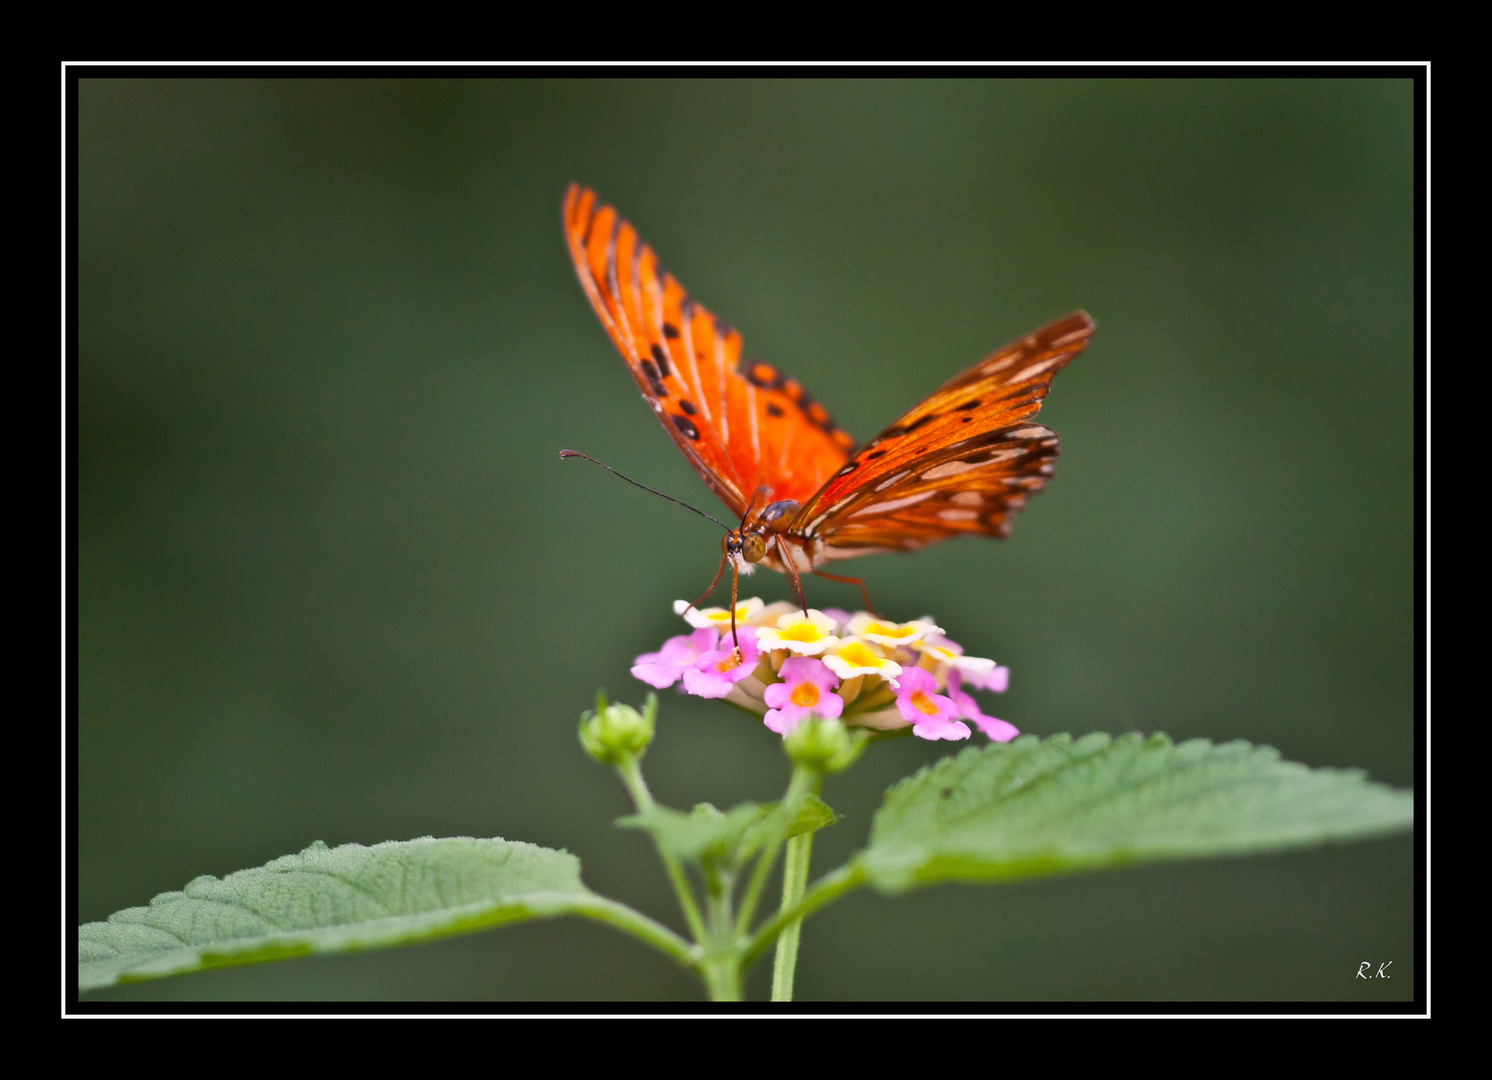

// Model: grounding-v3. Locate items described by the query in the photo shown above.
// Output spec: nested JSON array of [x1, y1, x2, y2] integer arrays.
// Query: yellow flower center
[[865, 622, 914, 640], [790, 682, 821, 707], [911, 690, 940, 716], [837, 641, 883, 667], [779, 623, 826, 644]]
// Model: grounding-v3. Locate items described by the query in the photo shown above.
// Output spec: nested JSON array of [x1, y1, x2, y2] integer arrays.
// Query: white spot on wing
[[1011, 357, 1058, 383], [746, 382, 761, 473], [1004, 425, 1050, 440], [714, 333, 730, 446], [938, 508, 980, 521], [874, 470, 909, 492], [821, 545, 889, 561], [850, 490, 936, 518], [979, 350, 1019, 374], [950, 491, 983, 506], [920, 459, 979, 481]]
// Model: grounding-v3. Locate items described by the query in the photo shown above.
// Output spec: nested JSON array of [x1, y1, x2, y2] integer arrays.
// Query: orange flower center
[[714, 652, 743, 673], [911, 690, 940, 716], [790, 682, 821, 707]]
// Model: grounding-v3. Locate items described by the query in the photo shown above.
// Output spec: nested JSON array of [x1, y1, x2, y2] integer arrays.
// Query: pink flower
[[682, 628, 763, 699], [631, 628, 718, 689], [892, 667, 970, 741], [947, 668, 1018, 742], [963, 664, 1009, 693], [763, 657, 843, 735]]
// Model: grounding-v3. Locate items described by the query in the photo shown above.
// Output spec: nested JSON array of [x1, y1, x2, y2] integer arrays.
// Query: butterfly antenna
[[559, 450, 734, 531]]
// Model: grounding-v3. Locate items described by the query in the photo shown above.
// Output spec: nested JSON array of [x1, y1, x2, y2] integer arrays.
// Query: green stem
[[616, 755, 710, 946], [743, 861, 867, 967], [569, 894, 702, 970], [770, 831, 813, 1001], [702, 953, 743, 1001], [701, 862, 743, 1001], [735, 765, 817, 936]]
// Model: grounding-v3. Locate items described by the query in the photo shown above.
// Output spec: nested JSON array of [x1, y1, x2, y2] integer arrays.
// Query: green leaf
[[79, 836, 596, 991], [859, 733, 1414, 892], [618, 795, 840, 867], [744, 793, 840, 852], [617, 802, 768, 863]]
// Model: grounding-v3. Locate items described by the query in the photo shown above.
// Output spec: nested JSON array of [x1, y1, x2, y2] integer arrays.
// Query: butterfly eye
[[722, 534, 743, 556], [742, 533, 767, 564]]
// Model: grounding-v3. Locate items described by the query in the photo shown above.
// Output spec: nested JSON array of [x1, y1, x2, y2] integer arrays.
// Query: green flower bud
[[579, 691, 657, 765], [783, 716, 866, 773]]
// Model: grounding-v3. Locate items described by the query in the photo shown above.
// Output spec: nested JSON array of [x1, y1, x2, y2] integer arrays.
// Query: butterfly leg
[[687, 551, 729, 614], [728, 558, 742, 661], [812, 570, 879, 617], [783, 557, 809, 616]]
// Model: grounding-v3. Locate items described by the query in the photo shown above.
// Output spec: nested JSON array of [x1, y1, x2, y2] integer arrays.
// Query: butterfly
[[562, 184, 1094, 619]]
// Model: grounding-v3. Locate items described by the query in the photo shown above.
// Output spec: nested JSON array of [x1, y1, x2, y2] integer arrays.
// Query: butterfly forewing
[[564, 185, 854, 515], [792, 312, 1094, 550]]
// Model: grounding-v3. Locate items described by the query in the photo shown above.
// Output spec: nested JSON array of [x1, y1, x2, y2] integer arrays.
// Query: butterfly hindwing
[[792, 312, 1094, 551], [564, 185, 854, 515], [803, 423, 1062, 557]]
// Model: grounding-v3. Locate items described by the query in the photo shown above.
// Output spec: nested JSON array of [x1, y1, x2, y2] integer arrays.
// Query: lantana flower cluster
[[632, 598, 1017, 743]]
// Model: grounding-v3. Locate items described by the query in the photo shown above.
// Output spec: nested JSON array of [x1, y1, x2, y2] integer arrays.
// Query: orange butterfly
[[562, 184, 1094, 619]]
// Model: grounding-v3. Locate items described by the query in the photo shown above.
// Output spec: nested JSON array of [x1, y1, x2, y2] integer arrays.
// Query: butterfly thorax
[[724, 498, 823, 577]]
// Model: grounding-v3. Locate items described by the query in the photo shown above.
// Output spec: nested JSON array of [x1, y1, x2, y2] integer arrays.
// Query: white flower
[[915, 635, 997, 680], [755, 609, 841, 656], [673, 597, 764, 631], [821, 637, 904, 681], [845, 613, 942, 648]]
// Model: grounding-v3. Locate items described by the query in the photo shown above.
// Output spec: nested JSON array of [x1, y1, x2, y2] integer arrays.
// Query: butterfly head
[[722, 529, 767, 565]]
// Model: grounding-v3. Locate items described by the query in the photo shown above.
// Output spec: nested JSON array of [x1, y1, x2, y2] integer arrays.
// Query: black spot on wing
[[883, 414, 935, 437], [641, 359, 668, 397], [680, 399, 698, 415], [766, 403, 784, 417], [955, 399, 981, 410], [672, 414, 700, 441], [650, 343, 671, 377], [663, 323, 680, 339]]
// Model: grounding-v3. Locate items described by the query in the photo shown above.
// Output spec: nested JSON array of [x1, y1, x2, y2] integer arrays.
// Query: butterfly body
[[563, 185, 1094, 610]]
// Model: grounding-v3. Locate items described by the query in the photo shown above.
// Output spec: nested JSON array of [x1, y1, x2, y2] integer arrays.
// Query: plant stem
[[735, 765, 817, 936], [770, 831, 813, 1001], [569, 894, 702, 970], [702, 953, 743, 1001], [701, 864, 744, 1002], [743, 861, 867, 967], [616, 755, 710, 946]]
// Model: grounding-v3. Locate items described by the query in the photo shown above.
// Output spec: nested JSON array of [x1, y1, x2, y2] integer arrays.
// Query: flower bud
[[579, 692, 656, 765], [783, 716, 866, 773]]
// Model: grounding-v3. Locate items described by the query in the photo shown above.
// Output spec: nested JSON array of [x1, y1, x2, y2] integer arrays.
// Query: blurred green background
[[77, 79, 1415, 1002]]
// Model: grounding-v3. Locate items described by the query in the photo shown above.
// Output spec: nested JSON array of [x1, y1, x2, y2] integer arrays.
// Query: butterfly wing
[[790, 311, 1094, 557], [563, 185, 855, 515]]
